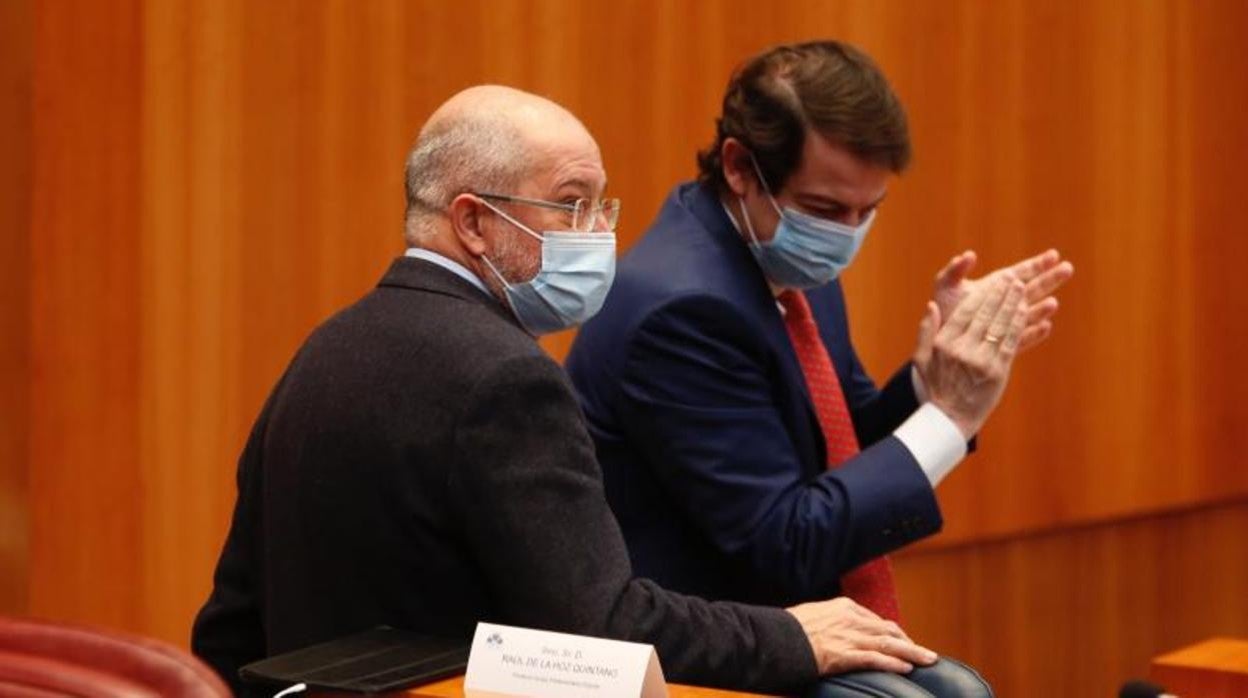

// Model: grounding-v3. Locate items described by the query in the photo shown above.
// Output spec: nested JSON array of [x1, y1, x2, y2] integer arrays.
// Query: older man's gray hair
[[403, 110, 525, 247]]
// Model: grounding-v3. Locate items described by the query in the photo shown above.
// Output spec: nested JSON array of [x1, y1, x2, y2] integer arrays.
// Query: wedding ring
[[985, 334, 1002, 344]]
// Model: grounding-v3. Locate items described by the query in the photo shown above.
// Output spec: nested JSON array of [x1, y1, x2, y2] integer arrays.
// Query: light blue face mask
[[739, 156, 876, 289], [478, 200, 617, 336]]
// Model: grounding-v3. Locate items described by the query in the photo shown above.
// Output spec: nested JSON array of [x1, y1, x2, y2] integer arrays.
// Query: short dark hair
[[697, 40, 911, 195]]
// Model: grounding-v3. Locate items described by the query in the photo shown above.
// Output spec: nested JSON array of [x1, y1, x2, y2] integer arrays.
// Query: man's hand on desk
[[786, 597, 938, 676]]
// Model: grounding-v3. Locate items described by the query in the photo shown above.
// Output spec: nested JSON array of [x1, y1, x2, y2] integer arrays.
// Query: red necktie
[[778, 290, 901, 622]]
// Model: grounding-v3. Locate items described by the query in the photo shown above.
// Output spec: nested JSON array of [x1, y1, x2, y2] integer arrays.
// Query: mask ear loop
[[476, 197, 545, 242], [747, 153, 786, 219], [480, 252, 530, 330], [740, 152, 784, 246], [480, 254, 514, 291], [474, 195, 544, 292], [738, 197, 763, 246]]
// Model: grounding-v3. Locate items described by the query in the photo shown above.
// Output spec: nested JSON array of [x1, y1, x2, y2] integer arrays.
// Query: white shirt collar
[[404, 248, 492, 297]]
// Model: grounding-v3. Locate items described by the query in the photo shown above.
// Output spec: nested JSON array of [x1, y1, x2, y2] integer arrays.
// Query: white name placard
[[464, 622, 667, 698]]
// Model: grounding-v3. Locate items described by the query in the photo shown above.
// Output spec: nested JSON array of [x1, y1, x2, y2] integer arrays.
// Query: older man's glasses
[[476, 192, 620, 233]]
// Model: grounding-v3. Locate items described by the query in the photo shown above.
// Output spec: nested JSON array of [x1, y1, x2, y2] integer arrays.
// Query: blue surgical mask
[[739, 157, 875, 289], [479, 200, 617, 336]]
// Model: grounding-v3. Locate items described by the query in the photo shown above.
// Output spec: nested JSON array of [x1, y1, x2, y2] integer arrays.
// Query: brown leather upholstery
[[0, 616, 231, 697]]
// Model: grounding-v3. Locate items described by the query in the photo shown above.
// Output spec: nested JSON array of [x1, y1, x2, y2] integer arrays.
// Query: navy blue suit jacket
[[566, 182, 943, 607]]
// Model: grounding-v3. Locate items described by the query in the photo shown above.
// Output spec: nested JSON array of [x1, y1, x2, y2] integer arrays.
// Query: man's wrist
[[894, 402, 968, 487], [910, 363, 929, 403]]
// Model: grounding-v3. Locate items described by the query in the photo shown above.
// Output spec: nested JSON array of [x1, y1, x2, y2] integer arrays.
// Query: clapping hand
[[932, 249, 1073, 354]]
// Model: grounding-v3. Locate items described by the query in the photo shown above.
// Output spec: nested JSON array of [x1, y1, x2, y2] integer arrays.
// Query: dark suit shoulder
[[301, 261, 543, 384]]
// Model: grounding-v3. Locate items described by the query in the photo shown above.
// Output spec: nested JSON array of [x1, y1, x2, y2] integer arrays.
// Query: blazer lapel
[[685, 186, 815, 406], [684, 185, 826, 470]]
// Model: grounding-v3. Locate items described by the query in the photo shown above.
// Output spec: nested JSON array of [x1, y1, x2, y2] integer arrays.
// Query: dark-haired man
[[566, 41, 1073, 695]]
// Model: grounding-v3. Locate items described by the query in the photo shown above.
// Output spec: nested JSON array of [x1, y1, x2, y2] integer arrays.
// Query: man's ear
[[447, 193, 489, 257], [721, 137, 755, 198]]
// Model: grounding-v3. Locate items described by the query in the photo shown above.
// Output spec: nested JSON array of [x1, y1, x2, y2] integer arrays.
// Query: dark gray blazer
[[191, 256, 818, 695]]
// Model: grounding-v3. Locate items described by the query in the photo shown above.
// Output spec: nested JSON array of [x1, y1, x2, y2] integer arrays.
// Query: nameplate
[[464, 622, 667, 698]]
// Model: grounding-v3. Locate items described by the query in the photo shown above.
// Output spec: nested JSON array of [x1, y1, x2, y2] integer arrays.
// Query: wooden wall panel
[[135, 0, 419, 642], [8, 3, 1248, 696], [28, 0, 144, 629], [860, 0, 1248, 546], [893, 498, 1248, 698], [138, 0, 247, 643], [0, 0, 32, 617]]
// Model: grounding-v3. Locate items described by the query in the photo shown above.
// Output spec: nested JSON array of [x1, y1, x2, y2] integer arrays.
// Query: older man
[[191, 86, 952, 696]]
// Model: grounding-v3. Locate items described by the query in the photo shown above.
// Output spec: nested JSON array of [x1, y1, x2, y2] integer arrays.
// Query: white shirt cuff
[[894, 402, 967, 487]]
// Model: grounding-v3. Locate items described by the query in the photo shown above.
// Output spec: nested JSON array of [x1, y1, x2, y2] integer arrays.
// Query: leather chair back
[[0, 616, 231, 697]]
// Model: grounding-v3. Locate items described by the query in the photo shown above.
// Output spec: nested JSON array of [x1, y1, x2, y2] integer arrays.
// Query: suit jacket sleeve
[[191, 389, 273, 695], [810, 283, 921, 448], [447, 353, 818, 693], [836, 327, 977, 455], [617, 296, 942, 602]]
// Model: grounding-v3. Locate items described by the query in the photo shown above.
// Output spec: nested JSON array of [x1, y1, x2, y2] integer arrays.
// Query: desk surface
[[402, 675, 774, 697], [1151, 637, 1248, 697]]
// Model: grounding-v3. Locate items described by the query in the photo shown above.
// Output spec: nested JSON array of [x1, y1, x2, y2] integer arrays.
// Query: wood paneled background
[[3, 1, 1246, 695], [0, 0, 32, 620]]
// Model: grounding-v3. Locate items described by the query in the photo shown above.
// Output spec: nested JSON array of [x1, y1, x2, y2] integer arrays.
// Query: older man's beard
[[486, 227, 541, 303]]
